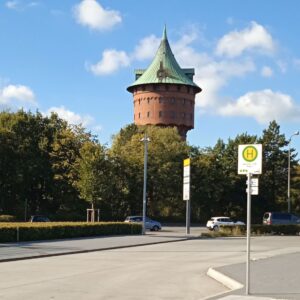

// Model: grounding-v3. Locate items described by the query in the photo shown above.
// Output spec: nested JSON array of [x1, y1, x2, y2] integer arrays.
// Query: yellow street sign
[[184, 158, 190, 167], [242, 146, 258, 162], [238, 144, 262, 175]]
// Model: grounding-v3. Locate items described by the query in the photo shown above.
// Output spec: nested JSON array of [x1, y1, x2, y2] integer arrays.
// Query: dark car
[[29, 215, 50, 222], [263, 212, 300, 225], [124, 216, 162, 231]]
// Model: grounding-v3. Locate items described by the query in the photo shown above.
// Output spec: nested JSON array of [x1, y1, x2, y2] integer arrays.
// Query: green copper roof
[[127, 26, 201, 92]]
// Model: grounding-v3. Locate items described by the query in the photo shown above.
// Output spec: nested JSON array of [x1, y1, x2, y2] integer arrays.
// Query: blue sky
[[1, 0, 300, 155]]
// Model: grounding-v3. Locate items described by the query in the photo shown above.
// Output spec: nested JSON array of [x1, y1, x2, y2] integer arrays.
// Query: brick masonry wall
[[132, 84, 197, 138]]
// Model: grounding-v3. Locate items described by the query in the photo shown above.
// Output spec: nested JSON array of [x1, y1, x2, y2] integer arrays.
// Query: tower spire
[[162, 24, 167, 40]]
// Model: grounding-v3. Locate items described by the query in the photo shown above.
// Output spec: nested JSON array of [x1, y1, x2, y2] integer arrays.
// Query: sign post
[[183, 158, 191, 234], [238, 144, 262, 295]]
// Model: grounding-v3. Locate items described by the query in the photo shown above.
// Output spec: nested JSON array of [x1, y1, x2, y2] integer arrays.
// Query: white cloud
[[5, 0, 39, 10], [0, 84, 37, 109], [261, 66, 273, 77], [89, 49, 130, 75], [46, 106, 94, 127], [5, 1, 19, 9], [219, 89, 300, 123], [171, 30, 256, 107], [216, 21, 275, 57], [133, 35, 160, 61], [73, 0, 121, 31]]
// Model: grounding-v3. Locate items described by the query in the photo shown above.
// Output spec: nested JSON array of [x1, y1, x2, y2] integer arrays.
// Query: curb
[[0, 238, 188, 263], [207, 267, 244, 290]]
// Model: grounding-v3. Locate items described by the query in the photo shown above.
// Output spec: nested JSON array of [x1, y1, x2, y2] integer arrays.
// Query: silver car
[[124, 216, 162, 231]]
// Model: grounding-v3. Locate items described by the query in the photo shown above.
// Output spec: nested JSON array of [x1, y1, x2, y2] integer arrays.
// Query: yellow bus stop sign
[[238, 144, 262, 174]]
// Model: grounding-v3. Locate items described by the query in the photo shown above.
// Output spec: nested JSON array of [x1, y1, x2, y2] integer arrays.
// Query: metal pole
[[287, 131, 299, 213], [142, 133, 149, 235], [288, 144, 291, 213], [186, 198, 190, 235], [24, 198, 28, 222], [246, 172, 252, 295]]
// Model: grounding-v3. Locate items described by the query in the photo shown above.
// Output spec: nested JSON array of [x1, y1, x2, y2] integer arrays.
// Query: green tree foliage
[[110, 125, 189, 220], [1, 112, 299, 223], [0, 111, 88, 220], [292, 164, 300, 212], [258, 121, 289, 216]]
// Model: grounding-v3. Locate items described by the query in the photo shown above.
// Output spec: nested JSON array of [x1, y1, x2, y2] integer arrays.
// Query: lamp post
[[141, 133, 150, 235], [288, 131, 299, 213]]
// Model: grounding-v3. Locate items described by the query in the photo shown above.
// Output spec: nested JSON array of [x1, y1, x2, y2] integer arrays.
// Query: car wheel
[[213, 225, 219, 231], [152, 225, 159, 231]]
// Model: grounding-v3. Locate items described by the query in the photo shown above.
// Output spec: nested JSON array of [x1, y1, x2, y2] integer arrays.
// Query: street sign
[[247, 178, 258, 187], [183, 176, 190, 184], [183, 158, 191, 235], [238, 144, 262, 174], [246, 186, 259, 195], [183, 158, 190, 201], [183, 183, 190, 200]]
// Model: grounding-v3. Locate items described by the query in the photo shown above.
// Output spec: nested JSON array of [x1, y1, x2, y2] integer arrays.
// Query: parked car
[[263, 212, 300, 225], [206, 216, 245, 231], [29, 215, 50, 222], [124, 216, 162, 231]]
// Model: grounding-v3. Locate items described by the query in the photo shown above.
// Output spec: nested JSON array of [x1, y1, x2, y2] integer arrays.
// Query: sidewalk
[[0, 230, 190, 262], [209, 252, 300, 300]]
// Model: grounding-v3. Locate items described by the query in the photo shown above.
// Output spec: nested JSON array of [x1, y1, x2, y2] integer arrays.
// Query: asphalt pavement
[[0, 228, 192, 262], [210, 251, 300, 300], [1, 227, 300, 299]]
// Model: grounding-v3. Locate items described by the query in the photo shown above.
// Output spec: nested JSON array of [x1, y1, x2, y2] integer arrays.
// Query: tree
[[258, 121, 289, 216], [109, 124, 189, 220]]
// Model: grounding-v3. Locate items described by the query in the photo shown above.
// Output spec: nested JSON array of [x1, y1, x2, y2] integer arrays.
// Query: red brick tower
[[127, 27, 201, 140]]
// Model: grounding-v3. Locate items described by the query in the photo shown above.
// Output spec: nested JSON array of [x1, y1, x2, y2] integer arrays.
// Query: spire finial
[[162, 24, 167, 40]]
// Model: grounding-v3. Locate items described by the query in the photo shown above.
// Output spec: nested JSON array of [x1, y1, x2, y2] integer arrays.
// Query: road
[[0, 228, 299, 299]]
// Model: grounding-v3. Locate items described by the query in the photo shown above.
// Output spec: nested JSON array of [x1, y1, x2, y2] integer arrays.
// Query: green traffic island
[[0, 222, 142, 243], [202, 224, 300, 238]]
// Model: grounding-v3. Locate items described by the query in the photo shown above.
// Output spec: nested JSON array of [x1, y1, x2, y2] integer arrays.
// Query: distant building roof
[[127, 26, 201, 93]]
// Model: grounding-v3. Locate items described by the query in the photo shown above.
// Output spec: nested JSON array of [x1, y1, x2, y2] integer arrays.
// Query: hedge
[[0, 215, 16, 222], [218, 224, 300, 236], [0, 222, 142, 243]]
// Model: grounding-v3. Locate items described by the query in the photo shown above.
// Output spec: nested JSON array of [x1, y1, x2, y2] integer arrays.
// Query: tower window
[[171, 98, 175, 104], [177, 85, 181, 91], [147, 111, 150, 118], [182, 98, 186, 105], [182, 112, 185, 118], [139, 99, 141, 105], [147, 98, 150, 104], [139, 112, 141, 119]]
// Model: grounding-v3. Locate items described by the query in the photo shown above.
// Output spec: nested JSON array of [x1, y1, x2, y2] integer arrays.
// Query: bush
[[217, 224, 300, 236], [0, 222, 142, 243], [0, 215, 16, 222], [220, 225, 246, 235]]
